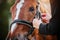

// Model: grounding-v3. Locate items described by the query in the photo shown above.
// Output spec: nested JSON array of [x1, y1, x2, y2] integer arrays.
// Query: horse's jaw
[[7, 24, 30, 40], [11, 32, 28, 40]]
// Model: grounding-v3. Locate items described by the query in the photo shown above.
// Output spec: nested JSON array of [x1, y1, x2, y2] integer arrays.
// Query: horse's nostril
[[12, 37, 18, 40], [17, 34, 20, 37], [15, 38, 18, 40], [12, 34, 20, 40]]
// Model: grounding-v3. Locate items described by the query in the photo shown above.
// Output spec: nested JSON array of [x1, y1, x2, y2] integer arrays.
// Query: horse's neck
[[28, 28, 42, 40]]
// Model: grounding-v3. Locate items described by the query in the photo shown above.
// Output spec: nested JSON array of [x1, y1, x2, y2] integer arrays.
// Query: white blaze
[[11, 0, 24, 33]]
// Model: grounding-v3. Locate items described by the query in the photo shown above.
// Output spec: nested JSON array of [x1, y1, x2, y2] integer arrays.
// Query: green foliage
[[7, 0, 15, 6], [0, 0, 15, 40]]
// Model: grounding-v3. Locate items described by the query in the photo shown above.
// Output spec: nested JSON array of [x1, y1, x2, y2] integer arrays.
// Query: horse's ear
[[15, 0, 20, 3]]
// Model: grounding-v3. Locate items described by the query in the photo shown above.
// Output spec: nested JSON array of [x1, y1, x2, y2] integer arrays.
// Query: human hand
[[33, 18, 42, 29]]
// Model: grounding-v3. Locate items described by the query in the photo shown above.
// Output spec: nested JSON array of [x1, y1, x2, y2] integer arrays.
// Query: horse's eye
[[29, 7, 34, 12]]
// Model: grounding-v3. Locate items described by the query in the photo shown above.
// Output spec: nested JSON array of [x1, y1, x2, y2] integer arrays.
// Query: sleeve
[[39, 18, 58, 35], [39, 6, 58, 35]]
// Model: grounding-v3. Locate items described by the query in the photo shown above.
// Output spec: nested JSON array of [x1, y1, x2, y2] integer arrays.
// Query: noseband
[[10, 19, 34, 36]]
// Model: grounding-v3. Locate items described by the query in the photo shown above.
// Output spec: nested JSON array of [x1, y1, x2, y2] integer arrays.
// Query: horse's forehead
[[24, 1, 37, 8], [16, 0, 37, 4], [15, 0, 37, 10]]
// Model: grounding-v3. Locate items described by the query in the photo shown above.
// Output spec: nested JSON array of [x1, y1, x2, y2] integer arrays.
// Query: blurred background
[[0, 0, 15, 40]]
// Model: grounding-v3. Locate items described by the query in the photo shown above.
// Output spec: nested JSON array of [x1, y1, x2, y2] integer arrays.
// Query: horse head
[[6, 0, 40, 40]]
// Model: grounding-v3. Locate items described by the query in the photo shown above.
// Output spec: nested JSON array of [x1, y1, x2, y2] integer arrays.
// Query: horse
[[6, 0, 42, 40], [6, 0, 58, 40]]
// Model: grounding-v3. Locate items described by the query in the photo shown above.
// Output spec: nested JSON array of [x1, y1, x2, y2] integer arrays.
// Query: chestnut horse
[[6, 0, 41, 40]]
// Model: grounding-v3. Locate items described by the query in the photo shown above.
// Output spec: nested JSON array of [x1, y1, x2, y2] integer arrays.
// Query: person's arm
[[39, 17, 58, 35]]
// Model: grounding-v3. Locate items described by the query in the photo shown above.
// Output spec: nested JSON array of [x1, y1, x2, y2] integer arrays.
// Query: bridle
[[10, 19, 34, 36]]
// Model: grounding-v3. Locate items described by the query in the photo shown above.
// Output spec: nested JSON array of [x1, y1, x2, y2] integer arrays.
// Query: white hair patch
[[11, 0, 24, 33]]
